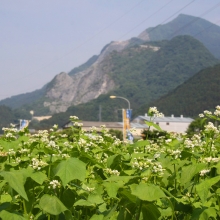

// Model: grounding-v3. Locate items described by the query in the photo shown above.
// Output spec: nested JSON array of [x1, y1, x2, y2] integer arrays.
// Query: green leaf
[[88, 193, 104, 205], [103, 181, 124, 198], [145, 121, 162, 131], [196, 176, 220, 203], [64, 210, 74, 220], [130, 183, 165, 201], [54, 157, 86, 186], [199, 207, 217, 220], [142, 203, 161, 220], [90, 214, 104, 220], [0, 194, 12, 203], [74, 199, 94, 207], [30, 171, 47, 185], [191, 207, 217, 220], [39, 194, 67, 215], [107, 154, 121, 169], [61, 188, 76, 208], [0, 170, 28, 201], [133, 140, 150, 148], [0, 210, 26, 220], [180, 163, 206, 185]]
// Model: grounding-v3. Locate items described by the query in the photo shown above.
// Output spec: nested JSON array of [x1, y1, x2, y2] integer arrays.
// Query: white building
[[132, 114, 194, 133]]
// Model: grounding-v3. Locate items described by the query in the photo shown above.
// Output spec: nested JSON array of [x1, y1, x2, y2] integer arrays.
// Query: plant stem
[[23, 199, 27, 215], [136, 200, 142, 220]]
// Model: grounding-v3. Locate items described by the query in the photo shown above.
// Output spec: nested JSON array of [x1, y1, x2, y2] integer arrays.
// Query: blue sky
[[0, 0, 220, 100]]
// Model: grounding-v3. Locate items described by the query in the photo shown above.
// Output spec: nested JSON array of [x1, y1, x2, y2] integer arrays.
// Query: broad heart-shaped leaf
[[74, 193, 104, 207], [39, 194, 67, 215], [90, 214, 104, 220], [191, 207, 217, 220], [0, 210, 26, 220], [196, 176, 220, 203], [107, 154, 121, 169], [74, 199, 94, 207], [54, 157, 86, 186], [180, 163, 206, 185], [103, 181, 124, 198], [130, 183, 165, 201], [30, 171, 47, 185], [0, 170, 28, 201], [145, 121, 162, 131], [142, 202, 161, 220]]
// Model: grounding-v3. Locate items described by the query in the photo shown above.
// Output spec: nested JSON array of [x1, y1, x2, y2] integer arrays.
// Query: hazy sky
[[0, 0, 220, 100]]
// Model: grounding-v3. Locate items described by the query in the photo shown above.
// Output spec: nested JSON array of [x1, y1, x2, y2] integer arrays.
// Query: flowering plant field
[[0, 107, 220, 220]]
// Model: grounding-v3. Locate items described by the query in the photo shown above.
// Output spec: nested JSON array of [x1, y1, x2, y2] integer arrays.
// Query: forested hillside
[[31, 36, 219, 129], [136, 64, 220, 117]]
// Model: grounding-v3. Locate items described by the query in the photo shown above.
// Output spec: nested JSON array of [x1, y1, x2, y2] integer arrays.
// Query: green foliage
[[108, 129, 123, 140], [147, 14, 220, 59], [0, 106, 220, 219], [141, 64, 220, 118]]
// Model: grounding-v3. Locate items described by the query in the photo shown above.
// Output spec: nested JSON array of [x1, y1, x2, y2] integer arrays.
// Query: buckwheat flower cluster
[[201, 157, 220, 163], [78, 138, 87, 147], [204, 110, 212, 115], [199, 113, 204, 118], [74, 122, 83, 127], [104, 168, 120, 176], [63, 141, 73, 149], [5, 133, 16, 139], [184, 139, 195, 151], [90, 126, 98, 132], [46, 140, 59, 151], [151, 163, 165, 176], [167, 149, 182, 159], [214, 105, 220, 116], [48, 180, 61, 189], [100, 124, 108, 133], [19, 148, 30, 154], [61, 154, 70, 159], [204, 122, 219, 134], [86, 186, 95, 192], [132, 158, 152, 170], [200, 169, 210, 176], [112, 138, 121, 147], [8, 149, 16, 156], [2, 127, 18, 133], [70, 116, 79, 120], [165, 139, 172, 144], [59, 134, 67, 138], [30, 158, 48, 170], [148, 107, 164, 118]]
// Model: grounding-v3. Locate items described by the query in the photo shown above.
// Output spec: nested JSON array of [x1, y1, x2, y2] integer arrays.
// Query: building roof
[[136, 115, 194, 123], [63, 121, 148, 129]]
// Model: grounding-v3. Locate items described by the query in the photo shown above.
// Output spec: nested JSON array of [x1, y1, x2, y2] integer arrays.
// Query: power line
[[169, 2, 220, 38], [0, 0, 146, 88], [119, 0, 174, 40]]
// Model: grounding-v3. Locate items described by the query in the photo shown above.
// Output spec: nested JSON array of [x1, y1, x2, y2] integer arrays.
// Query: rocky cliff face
[[43, 39, 133, 113]]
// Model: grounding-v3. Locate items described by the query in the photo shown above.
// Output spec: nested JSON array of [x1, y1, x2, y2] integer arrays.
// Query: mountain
[[135, 63, 220, 118], [32, 35, 219, 128], [138, 14, 220, 59], [0, 14, 220, 118]]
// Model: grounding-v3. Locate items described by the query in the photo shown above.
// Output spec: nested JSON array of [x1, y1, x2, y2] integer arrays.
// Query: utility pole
[[99, 105, 102, 122]]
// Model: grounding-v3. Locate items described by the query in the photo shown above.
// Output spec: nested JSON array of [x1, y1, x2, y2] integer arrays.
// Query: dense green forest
[[136, 64, 220, 117]]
